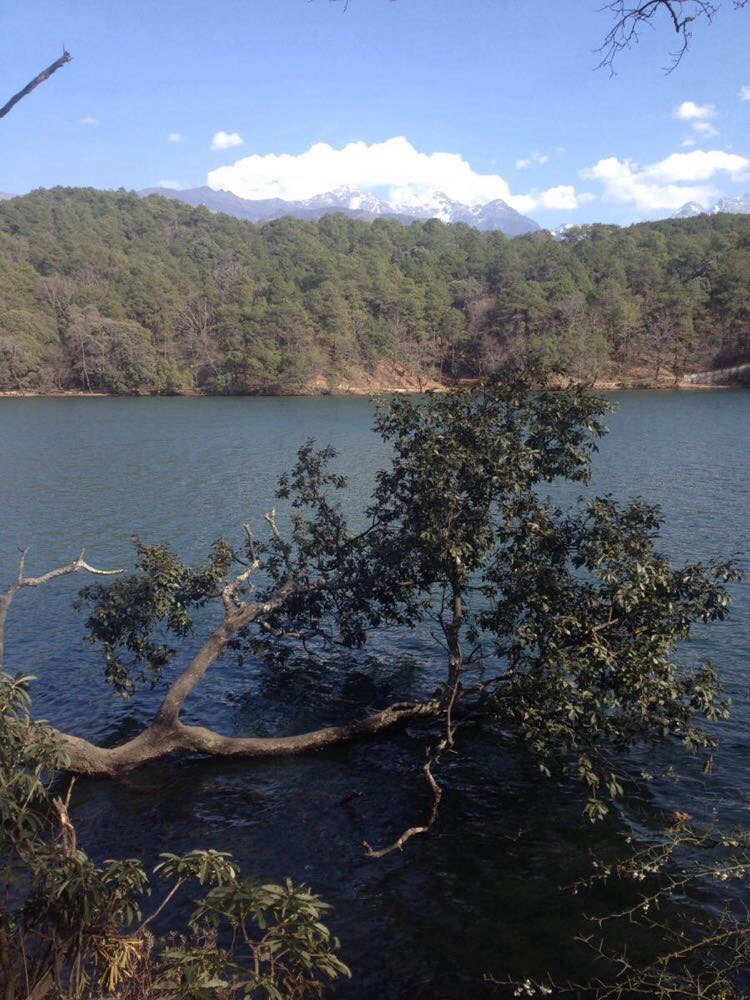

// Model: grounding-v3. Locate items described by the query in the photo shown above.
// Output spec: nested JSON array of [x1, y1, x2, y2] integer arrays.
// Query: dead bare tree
[[0, 49, 71, 119], [174, 296, 219, 371]]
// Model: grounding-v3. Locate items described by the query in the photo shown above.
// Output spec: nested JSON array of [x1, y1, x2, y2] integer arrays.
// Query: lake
[[1, 390, 749, 997]]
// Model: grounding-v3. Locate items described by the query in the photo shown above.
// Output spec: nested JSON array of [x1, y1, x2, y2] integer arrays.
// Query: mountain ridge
[[673, 193, 750, 218], [138, 184, 541, 236]]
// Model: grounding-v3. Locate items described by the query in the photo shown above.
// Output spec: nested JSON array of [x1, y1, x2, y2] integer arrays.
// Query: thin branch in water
[[363, 745, 444, 858]]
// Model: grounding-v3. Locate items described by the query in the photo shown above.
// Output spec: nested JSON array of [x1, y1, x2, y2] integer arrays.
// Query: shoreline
[[0, 379, 741, 399]]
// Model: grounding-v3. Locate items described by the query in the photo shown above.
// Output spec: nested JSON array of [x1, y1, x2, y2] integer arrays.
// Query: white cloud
[[674, 100, 716, 121], [739, 85, 750, 102], [681, 136, 696, 147], [207, 135, 583, 214], [155, 179, 186, 190], [79, 116, 99, 126], [167, 132, 184, 143], [511, 184, 584, 212], [581, 149, 749, 212], [642, 150, 746, 182], [210, 130, 244, 151], [692, 121, 719, 137], [515, 151, 550, 169]]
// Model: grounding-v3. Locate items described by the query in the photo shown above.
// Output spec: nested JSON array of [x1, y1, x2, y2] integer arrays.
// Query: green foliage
[[0, 672, 62, 848], [66, 311, 163, 392], [368, 368, 608, 584], [77, 538, 235, 695], [0, 674, 349, 999], [480, 494, 740, 818], [0, 188, 748, 393], [1, 370, 742, 995]]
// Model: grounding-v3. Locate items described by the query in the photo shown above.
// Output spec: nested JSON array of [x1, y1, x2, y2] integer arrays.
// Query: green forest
[[0, 186, 748, 394]]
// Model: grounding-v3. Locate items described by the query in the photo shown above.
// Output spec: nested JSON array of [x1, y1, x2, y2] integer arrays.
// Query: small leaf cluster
[[0, 671, 64, 849], [77, 537, 235, 695], [159, 878, 350, 999]]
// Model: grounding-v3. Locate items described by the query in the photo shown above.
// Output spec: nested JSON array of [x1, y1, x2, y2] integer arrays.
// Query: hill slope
[[0, 187, 748, 394]]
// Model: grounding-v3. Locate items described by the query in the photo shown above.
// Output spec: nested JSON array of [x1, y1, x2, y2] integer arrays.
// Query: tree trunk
[[54, 698, 442, 777]]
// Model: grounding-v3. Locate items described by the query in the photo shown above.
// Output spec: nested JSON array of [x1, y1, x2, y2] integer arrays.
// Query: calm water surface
[[1, 390, 749, 997]]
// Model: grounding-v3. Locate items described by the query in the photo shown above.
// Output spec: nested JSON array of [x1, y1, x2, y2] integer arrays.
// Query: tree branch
[[0, 550, 122, 669], [597, 1, 719, 72], [363, 737, 444, 858], [154, 575, 300, 727], [53, 697, 442, 777], [221, 523, 261, 613], [0, 49, 72, 119]]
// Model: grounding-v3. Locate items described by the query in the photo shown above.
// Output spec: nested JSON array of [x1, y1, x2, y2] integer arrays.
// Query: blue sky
[[2, 0, 749, 226]]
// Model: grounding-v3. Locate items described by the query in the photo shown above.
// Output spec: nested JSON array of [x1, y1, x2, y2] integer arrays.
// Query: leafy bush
[[0, 672, 349, 999]]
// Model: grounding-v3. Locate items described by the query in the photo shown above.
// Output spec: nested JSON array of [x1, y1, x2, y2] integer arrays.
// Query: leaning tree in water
[[1, 368, 745, 999], [1, 368, 739, 857]]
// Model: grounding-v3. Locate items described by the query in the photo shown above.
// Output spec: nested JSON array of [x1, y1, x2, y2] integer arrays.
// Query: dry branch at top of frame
[[596, 0, 747, 72], [0, 48, 72, 119]]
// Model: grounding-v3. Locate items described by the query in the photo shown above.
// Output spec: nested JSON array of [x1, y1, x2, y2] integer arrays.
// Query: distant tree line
[[0, 187, 748, 394]]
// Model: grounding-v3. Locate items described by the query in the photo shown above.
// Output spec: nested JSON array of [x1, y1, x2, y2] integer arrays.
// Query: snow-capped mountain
[[460, 199, 541, 234], [138, 185, 540, 236], [300, 186, 386, 213], [672, 201, 705, 219], [549, 222, 579, 240], [672, 194, 750, 219], [711, 193, 750, 215]]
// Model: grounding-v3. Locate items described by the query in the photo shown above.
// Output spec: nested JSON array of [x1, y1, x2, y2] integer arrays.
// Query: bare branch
[[221, 524, 261, 614], [0, 550, 122, 669], [363, 739, 444, 858], [16, 550, 122, 588], [51, 778, 77, 856], [0, 49, 72, 119], [154, 573, 328, 727], [597, 1, 719, 72], [263, 507, 294, 571]]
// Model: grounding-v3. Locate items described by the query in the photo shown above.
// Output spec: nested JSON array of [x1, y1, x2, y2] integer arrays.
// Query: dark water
[[1, 390, 749, 997]]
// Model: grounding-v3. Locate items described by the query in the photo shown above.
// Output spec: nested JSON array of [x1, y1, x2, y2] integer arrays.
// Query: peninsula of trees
[[0, 187, 748, 394]]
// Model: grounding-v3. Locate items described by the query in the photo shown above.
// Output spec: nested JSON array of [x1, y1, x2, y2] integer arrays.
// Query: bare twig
[[597, 1, 720, 72], [134, 878, 187, 935], [0, 549, 122, 668], [264, 508, 294, 571], [0, 49, 72, 119], [221, 523, 261, 613], [363, 739, 444, 858], [51, 779, 77, 856]]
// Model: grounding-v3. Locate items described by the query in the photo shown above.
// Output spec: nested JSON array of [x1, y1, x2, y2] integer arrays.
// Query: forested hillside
[[0, 187, 748, 393]]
